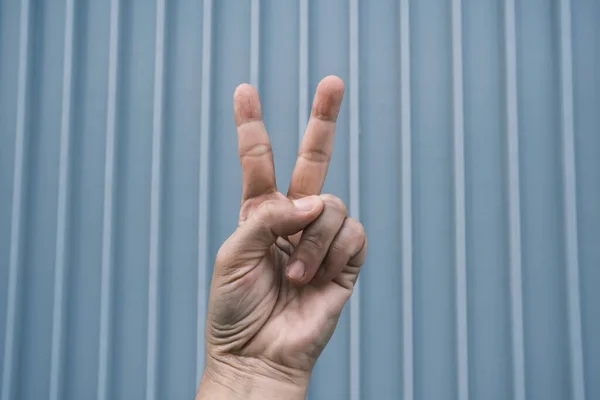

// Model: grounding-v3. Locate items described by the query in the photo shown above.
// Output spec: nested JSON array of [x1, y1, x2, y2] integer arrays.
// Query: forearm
[[196, 359, 309, 400]]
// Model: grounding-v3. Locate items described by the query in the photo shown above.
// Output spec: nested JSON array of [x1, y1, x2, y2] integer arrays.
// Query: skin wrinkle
[[297, 143, 332, 163], [209, 282, 278, 350], [239, 140, 273, 160]]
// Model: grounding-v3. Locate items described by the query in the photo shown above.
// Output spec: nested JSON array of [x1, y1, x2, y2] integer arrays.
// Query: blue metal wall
[[1, 0, 599, 399]]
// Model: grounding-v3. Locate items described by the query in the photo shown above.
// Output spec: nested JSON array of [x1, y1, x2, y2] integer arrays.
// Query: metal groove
[[504, 0, 526, 399], [250, 0, 260, 89], [348, 1, 360, 399], [298, 0, 309, 143], [146, 0, 166, 399], [558, 1, 586, 399], [49, 0, 75, 399], [196, 0, 213, 387], [399, 1, 414, 399], [97, 0, 120, 398], [1, 1, 31, 399], [451, 0, 469, 399]]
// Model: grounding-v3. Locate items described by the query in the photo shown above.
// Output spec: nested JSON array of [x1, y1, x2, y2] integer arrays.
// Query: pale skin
[[196, 75, 367, 399]]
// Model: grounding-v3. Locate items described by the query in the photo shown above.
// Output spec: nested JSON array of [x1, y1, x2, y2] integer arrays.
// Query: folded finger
[[286, 194, 347, 284], [315, 217, 367, 288]]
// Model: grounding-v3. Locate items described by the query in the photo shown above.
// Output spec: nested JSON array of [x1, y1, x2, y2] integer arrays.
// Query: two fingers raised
[[234, 76, 345, 204], [232, 76, 365, 286]]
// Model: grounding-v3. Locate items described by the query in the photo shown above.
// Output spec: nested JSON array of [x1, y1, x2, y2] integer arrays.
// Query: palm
[[239, 252, 343, 362], [231, 195, 354, 371]]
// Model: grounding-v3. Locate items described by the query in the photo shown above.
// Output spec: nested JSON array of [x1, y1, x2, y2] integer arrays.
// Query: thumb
[[217, 196, 324, 264]]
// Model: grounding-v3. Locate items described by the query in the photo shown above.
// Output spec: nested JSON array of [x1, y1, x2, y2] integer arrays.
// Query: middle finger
[[287, 76, 345, 199]]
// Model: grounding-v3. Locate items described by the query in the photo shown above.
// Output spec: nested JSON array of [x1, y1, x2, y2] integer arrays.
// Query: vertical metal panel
[[558, 1, 586, 399], [298, 0, 309, 142], [400, 1, 414, 399], [147, 0, 206, 396], [411, 1, 456, 399], [250, 0, 260, 89], [12, 2, 68, 398], [196, 0, 212, 388], [97, 1, 120, 399], [348, 1, 360, 399], [517, 2, 572, 399], [1, 1, 30, 399], [464, 2, 514, 400], [450, 1, 469, 399], [145, 0, 166, 399], [49, 0, 75, 399], [1, 1, 599, 400], [572, 2, 600, 399], [503, 0, 527, 398], [0, 4, 19, 387], [112, 2, 157, 398], [261, 0, 299, 190], [359, 1, 402, 398], [65, 1, 111, 397]]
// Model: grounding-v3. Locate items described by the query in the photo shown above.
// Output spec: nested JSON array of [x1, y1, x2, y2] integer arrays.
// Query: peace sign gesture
[[198, 76, 368, 399]]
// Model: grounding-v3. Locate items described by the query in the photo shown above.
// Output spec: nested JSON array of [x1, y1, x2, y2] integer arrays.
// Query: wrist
[[196, 355, 309, 400]]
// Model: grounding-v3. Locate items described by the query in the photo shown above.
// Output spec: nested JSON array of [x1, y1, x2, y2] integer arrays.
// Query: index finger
[[234, 83, 277, 202], [287, 76, 345, 199]]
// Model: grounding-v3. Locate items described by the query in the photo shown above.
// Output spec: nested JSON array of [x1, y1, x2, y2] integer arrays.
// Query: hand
[[196, 76, 367, 399]]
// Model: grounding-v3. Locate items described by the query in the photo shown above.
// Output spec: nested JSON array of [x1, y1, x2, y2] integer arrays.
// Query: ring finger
[[315, 217, 367, 287]]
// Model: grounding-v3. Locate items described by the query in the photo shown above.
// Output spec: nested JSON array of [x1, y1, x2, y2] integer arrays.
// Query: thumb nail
[[292, 196, 318, 211]]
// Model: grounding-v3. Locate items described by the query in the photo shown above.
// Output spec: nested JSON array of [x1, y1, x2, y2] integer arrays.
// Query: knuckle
[[257, 199, 276, 218], [327, 242, 348, 265], [301, 231, 326, 254], [298, 147, 331, 163], [256, 201, 273, 221], [321, 194, 347, 215], [329, 232, 350, 256], [239, 141, 272, 160], [345, 218, 367, 262], [346, 217, 366, 239], [255, 200, 278, 232], [362, 235, 369, 253]]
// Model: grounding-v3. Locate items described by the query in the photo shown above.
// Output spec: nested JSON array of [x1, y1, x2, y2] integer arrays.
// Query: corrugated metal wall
[[0, 0, 598, 399]]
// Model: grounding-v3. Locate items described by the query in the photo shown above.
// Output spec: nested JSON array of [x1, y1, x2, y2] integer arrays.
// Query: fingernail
[[287, 261, 305, 280], [293, 196, 318, 211]]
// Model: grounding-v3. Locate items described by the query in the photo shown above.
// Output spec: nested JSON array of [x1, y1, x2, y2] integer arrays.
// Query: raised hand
[[197, 76, 367, 399]]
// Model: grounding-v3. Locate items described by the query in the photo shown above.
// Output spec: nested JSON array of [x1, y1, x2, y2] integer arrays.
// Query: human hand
[[196, 76, 367, 399]]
